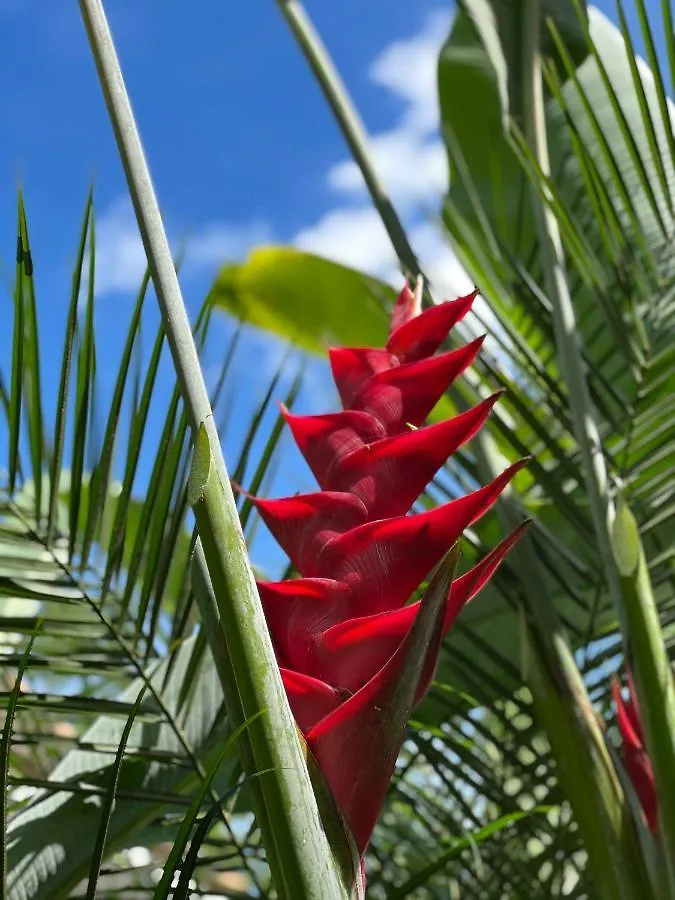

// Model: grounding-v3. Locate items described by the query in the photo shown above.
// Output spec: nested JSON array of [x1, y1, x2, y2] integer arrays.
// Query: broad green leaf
[[438, 7, 675, 652], [457, 0, 588, 129], [208, 246, 394, 354]]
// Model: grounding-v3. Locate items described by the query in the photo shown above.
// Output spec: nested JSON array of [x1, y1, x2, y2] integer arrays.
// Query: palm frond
[[0, 195, 303, 898]]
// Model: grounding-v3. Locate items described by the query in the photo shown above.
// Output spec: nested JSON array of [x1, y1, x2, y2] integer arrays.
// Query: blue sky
[[0, 0, 454, 293], [0, 0, 463, 576], [0, 0, 663, 573]]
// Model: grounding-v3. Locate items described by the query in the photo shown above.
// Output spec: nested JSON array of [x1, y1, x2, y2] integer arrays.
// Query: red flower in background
[[612, 674, 658, 833], [248, 284, 527, 861]]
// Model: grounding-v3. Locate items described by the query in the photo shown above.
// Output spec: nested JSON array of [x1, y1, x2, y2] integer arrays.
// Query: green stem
[[78, 3, 353, 896], [274, 0, 420, 279], [188, 430, 356, 897], [191, 544, 285, 894]]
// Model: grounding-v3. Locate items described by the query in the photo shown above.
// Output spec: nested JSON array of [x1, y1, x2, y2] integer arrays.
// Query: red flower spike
[[612, 675, 658, 833], [245, 288, 527, 869]]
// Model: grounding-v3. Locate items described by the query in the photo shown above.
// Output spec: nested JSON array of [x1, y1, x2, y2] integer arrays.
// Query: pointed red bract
[[314, 523, 529, 694], [306, 554, 452, 854], [612, 675, 658, 833], [348, 338, 485, 434], [386, 290, 477, 361], [257, 578, 355, 673], [315, 461, 525, 612], [389, 282, 422, 334], [329, 346, 399, 409], [324, 394, 503, 519], [281, 668, 342, 733], [248, 491, 368, 575], [282, 406, 386, 486], [243, 288, 527, 865]]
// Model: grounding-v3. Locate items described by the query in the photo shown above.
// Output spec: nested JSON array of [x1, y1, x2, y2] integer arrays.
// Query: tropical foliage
[[2, 0, 675, 898]]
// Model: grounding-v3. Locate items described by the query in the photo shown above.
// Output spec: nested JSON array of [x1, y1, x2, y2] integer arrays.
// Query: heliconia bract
[[247, 283, 528, 866], [612, 674, 658, 833]]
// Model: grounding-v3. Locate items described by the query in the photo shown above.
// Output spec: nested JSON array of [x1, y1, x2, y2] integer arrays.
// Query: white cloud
[[294, 207, 398, 281], [292, 208, 472, 298], [369, 9, 451, 134], [183, 220, 273, 270], [407, 219, 507, 354], [407, 220, 474, 298], [92, 197, 270, 296], [328, 132, 447, 206], [93, 198, 148, 295]]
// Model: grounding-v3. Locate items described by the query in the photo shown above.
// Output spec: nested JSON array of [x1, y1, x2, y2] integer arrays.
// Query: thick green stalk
[[190, 545, 288, 894], [473, 443, 650, 900], [189, 430, 357, 897], [610, 500, 675, 888], [524, 626, 652, 900], [78, 3, 353, 896]]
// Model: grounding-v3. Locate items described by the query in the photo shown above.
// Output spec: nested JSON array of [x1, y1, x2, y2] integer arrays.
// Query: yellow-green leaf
[[208, 246, 394, 354]]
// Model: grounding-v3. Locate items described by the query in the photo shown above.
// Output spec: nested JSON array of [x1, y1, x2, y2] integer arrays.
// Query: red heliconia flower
[[249, 283, 527, 868], [612, 673, 658, 833]]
